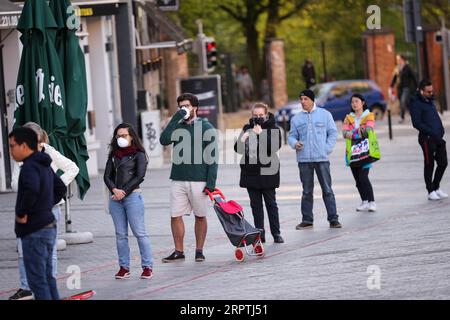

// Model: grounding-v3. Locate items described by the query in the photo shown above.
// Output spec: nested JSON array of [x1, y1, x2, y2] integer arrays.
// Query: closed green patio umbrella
[[49, 0, 90, 199], [14, 0, 68, 154]]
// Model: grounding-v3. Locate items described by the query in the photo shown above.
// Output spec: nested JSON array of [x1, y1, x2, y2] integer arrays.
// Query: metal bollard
[[282, 113, 288, 145], [387, 109, 393, 140], [65, 184, 73, 233]]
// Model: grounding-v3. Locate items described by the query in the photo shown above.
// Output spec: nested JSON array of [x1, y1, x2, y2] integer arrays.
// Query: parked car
[[275, 80, 387, 131]]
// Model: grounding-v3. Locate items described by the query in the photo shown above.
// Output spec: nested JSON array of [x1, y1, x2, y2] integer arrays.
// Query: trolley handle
[[205, 188, 225, 201]]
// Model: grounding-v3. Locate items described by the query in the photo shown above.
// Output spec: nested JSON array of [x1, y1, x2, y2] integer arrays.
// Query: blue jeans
[[109, 192, 153, 270], [18, 206, 60, 291], [21, 226, 59, 300], [298, 162, 339, 224]]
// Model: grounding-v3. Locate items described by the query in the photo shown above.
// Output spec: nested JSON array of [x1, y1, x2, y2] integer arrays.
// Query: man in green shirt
[[160, 93, 218, 263]]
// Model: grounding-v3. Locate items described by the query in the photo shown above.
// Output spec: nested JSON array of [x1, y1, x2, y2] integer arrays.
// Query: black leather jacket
[[104, 151, 148, 196]]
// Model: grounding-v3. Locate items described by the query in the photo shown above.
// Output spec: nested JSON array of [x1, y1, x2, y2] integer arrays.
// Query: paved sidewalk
[[0, 113, 449, 300]]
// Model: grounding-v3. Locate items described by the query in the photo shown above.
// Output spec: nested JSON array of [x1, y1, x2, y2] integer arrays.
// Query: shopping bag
[[346, 130, 380, 167]]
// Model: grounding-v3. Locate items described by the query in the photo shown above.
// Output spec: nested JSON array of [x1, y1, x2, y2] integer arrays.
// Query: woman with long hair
[[104, 123, 154, 280], [343, 94, 377, 212]]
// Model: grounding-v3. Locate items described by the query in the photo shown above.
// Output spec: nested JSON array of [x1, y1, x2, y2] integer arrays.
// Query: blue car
[[275, 80, 387, 130]]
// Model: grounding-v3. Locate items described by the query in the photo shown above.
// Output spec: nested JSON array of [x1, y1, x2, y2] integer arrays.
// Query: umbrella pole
[[65, 184, 73, 233], [61, 182, 94, 244]]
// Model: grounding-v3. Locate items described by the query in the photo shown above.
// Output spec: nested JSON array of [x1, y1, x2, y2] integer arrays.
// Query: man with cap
[[288, 89, 342, 229]]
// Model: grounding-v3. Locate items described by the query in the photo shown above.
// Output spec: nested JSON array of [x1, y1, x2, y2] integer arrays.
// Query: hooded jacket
[[234, 112, 282, 189], [410, 92, 445, 144], [15, 152, 67, 238]]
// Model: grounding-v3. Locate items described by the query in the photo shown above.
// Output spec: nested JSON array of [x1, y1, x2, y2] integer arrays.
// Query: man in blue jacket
[[9, 127, 67, 300], [288, 89, 342, 229], [410, 79, 448, 201]]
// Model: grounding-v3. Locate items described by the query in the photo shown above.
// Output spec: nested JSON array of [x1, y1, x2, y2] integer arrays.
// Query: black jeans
[[350, 166, 375, 202], [247, 188, 281, 236], [418, 136, 448, 193]]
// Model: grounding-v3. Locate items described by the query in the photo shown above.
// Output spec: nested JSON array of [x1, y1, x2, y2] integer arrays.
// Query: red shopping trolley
[[205, 188, 264, 262]]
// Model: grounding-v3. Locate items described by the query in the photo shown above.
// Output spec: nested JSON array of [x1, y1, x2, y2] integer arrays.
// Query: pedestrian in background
[[410, 79, 448, 201], [104, 123, 154, 280], [8, 122, 79, 300], [389, 54, 417, 123], [288, 89, 342, 229], [159, 93, 218, 263], [234, 102, 284, 244], [237, 66, 254, 109], [343, 94, 377, 212], [302, 58, 316, 89], [9, 127, 66, 300]]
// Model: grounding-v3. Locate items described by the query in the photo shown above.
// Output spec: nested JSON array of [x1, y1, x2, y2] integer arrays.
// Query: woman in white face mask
[[104, 123, 154, 280]]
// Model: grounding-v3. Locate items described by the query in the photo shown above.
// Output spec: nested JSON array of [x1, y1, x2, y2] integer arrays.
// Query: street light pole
[[195, 19, 207, 75]]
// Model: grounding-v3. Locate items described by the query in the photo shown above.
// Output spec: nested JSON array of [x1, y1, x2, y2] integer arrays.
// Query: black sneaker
[[8, 289, 33, 300], [195, 251, 205, 262], [273, 234, 284, 243], [330, 221, 342, 228], [162, 251, 185, 263], [296, 222, 313, 230]]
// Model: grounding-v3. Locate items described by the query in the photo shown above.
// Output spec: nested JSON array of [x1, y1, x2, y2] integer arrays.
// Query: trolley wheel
[[235, 248, 245, 262], [254, 243, 264, 256]]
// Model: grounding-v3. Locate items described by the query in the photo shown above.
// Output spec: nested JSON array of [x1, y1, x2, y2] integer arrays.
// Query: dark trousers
[[247, 188, 281, 236], [399, 88, 411, 120], [21, 227, 59, 300], [418, 136, 448, 193], [350, 166, 375, 202]]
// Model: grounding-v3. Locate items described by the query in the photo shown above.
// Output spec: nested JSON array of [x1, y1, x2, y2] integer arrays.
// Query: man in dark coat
[[410, 79, 448, 201], [302, 58, 316, 89], [390, 54, 417, 123], [234, 103, 283, 243]]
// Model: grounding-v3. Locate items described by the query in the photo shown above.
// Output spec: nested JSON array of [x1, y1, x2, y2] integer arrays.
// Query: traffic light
[[205, 38, 217, 72]]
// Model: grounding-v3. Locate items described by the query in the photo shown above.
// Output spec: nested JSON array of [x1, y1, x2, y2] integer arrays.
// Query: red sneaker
[[115, 267, 130, 279], [141, 267, 153, 280]]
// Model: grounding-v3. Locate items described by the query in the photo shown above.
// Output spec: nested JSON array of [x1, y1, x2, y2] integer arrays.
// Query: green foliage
[[173, 0, 449, 99]]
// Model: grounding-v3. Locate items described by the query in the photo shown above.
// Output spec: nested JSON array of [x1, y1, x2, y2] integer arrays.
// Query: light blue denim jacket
[[288, 105, 338, 163]]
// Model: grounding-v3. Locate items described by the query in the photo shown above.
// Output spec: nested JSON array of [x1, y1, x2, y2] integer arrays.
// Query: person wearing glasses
[[104, 123, 154, 280], [8, 127, 67, 300], [410, 79, 448, 201], [159, 93, 218, 263], [9, 122, 79, 300]]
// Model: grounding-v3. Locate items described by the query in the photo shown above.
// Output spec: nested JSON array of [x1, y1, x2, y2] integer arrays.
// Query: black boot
[[259, 229, 266, 243]]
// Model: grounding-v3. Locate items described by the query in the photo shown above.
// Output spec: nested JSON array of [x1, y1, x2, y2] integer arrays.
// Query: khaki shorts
[[170, 181, 209, 217]]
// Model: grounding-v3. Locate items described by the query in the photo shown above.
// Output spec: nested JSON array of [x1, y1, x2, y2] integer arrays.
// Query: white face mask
[[117, 137, 129, 148]]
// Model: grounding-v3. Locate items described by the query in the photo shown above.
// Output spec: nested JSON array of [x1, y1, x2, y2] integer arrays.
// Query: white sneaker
[[356, 201, 370, 211], [435, 189, 449, 199], [428, 191, 441, 201], [368, 202, 377, 212]]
